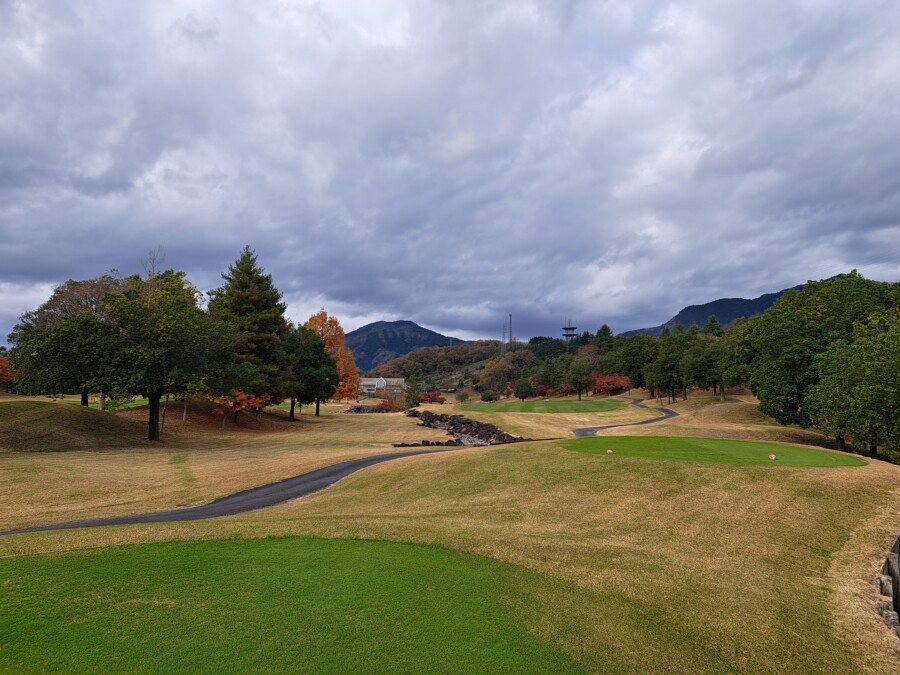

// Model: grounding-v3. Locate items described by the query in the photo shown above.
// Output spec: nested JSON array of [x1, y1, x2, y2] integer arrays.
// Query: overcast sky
[[2, 0, 899, 345]]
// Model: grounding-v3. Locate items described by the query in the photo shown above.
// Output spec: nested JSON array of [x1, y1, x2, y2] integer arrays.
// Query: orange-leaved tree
[[304, 310, 360, 400], [211, 390, 272, 426], [0, 355, 17, 392]]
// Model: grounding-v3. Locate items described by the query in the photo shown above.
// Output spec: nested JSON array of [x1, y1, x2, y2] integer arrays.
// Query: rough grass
[[0, 405, 449, 531], [0, 401, 147, 452], [458, 399, 625, 413], [1, 393, 899, 672], [564, 436, 868, 467], [0, 537, 578, 673]]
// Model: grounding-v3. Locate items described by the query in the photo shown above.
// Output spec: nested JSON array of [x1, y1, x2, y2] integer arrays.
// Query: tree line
[[6, 247, 360, 441], [393, 272, 899, 459]]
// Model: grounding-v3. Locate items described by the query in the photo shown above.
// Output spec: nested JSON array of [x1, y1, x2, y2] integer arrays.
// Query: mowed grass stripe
[[458, 399, 625, 413], [0, 537, 579, 673], [564, 436, 867, 467]]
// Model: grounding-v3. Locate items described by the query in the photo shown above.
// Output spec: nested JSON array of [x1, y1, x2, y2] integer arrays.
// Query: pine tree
[[208, 246, 291, 400], [701, 315, 723, 336]]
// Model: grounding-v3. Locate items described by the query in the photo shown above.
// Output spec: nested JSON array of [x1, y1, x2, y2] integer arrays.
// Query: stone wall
[[877, 534, 900, 637]]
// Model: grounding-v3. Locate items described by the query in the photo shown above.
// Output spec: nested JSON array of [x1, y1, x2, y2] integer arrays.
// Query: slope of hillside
[[620, 285, 803, 336], [0, 400, 147, 451], [370, 341, 501, 383], [345, 320, 464, 373]]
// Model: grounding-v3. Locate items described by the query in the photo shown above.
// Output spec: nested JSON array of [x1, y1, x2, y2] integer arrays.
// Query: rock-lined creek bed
[[395, 409, 529, 447]]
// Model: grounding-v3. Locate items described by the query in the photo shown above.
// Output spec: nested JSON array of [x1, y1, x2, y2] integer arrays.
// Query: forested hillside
[[369, 341, 501, 385], [620, 284, 803, 337], [345, 320, 464, 373]]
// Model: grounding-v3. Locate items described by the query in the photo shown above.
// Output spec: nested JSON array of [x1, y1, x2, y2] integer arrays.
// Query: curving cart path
[[0, 448, 455, 536], [572, 397, 678, 437], [1, 398, 678, 536]]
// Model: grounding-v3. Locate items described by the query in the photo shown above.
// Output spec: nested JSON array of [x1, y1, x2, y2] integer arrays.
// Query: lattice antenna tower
[[500, 322, 507, 355], [508, 313, 513, 348], [562, 319, 578, 344]]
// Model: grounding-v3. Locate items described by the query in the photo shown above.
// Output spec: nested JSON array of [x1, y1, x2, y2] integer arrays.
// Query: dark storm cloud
[[1, 0, 899, 345]]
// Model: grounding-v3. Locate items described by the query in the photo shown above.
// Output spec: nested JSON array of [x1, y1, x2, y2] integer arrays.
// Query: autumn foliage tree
[[0, 356, 17, 392], [304, 310, 360, 400], [592, 373, 630, 396], [211, 391, 272, 427]]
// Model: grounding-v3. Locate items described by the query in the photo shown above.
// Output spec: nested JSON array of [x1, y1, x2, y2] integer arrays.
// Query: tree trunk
[[183, 402, 188, 421], [835, 435, 846, 452], [161, 395, 169, 431], [81, 389, 89, 407], [315, 398, 321, 417], [719, 382, 725, 402], [577, 389, 582, 401], [148, 392, 162, 441], [289, 397, 296, 420], [870, 442, 880, 458], [98, 391, 106, 411]]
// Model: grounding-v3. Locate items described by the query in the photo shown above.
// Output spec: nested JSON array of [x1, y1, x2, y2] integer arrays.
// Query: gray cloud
[[1, 0, 899, 345]]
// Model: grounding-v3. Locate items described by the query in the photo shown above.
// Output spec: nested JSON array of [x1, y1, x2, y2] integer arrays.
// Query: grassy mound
[[564, 436, 867, 467], [458, 399, 625, 413], [0, 537, 576, 673], [0, 401, 146, 451]]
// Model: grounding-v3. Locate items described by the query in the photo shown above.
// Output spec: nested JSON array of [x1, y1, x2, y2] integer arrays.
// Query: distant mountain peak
[[345, 320, 464, 373]]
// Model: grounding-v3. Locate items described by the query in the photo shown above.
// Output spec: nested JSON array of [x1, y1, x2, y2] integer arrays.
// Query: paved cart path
[[0, 448, 455, 536], [2, 397, 678, 536], [572, 397, 678, 437]]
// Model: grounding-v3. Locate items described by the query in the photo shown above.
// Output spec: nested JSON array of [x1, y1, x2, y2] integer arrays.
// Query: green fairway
[[458, 399, 625, 413], [0, 537, 578, 673], [563, 436, 867, 467]]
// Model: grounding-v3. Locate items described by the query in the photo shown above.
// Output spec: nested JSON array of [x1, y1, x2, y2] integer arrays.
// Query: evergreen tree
[[304, 310, 361, 400], [208, 246, 291, 400], [102, 270, 235, 441], [285, 325, 339, 418], [404, 375, 421, 409], [566, 360, 593, 400], [592, 324, 615, 353], [744, 272, 897, 426], [513, 377, 534, 401], [8, 273, 125, 404], [701, 315, 723, 336]]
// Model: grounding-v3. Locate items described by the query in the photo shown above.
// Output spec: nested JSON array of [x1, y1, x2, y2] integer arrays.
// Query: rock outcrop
[[401, 409, 527, 447]]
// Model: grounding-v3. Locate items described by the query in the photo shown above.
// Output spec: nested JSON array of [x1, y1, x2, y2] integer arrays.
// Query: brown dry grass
[[2, 391, 899, 672], [442, 398, 657, 438], [0, 401, 448, 531], [594, 391, 834, 446]]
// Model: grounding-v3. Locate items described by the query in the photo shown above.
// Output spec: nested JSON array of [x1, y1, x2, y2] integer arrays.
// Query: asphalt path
[[2, 398, 678, 537], [572, 397, 679, 437], [0, 448, 455, 536]]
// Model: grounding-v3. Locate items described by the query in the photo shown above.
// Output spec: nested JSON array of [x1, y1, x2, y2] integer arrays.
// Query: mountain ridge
[[618, 285, 804, 337], [345, 320, 464, 374]]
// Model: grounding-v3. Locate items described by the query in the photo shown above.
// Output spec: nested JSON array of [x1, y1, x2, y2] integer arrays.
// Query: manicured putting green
[[458, 399, 625, 413], [0, 537, 576, 673], [563, 436, 867, 467]]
